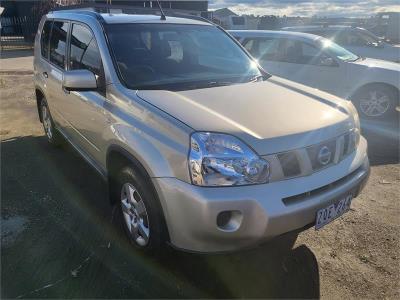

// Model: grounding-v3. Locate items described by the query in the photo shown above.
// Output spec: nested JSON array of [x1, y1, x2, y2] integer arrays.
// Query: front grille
[[282, 166, 362, 206], [262, 130, 357, 183], [343, 132, 350, 155], [277, 152, 301, 177], [306, 139, 337, 171]]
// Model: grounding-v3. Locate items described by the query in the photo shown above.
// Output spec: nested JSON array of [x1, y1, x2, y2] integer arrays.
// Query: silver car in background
[[34, 9, 369, 253], [231, 30, 400, 120], [282, 25, 400, 63]]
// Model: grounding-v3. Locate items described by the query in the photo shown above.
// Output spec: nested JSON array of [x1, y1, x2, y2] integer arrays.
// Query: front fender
[[104, 122, 191, 182]]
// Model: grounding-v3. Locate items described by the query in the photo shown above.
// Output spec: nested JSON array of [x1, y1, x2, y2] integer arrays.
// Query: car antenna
[[155, 0, 166, 20]]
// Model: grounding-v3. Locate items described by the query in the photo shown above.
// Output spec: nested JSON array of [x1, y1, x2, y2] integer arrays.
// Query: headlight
[[348, 102, 361, 148], [189, 132, 270, 186], [348, 128, 360, 153], [351, 104, 361, 133]]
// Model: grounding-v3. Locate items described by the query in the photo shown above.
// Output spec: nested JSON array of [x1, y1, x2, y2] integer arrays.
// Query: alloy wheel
[[359, 90, 390, 117], [42, 105, 53, 139], [120, 183, 150, 246]]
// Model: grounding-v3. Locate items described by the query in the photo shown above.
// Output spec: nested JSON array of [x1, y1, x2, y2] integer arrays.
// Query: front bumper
[[153, 137, 370, 253]]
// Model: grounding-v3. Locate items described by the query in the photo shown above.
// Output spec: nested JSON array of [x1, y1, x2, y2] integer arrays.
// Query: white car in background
[[282, 26, 400, 63], [231, 30, 400, 120]]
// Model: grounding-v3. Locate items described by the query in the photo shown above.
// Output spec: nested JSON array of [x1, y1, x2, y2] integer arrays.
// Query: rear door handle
[[43, 72, 48, 78]]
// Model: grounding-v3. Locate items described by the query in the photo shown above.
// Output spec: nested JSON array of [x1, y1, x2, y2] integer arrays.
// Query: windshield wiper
[[187, 81, 234, 90], [248, 75, 264, 82], [345, 56, 363, 62]]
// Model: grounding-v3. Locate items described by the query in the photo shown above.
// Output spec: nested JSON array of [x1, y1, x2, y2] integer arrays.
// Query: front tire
[[115, 166, 168, 251], [352, 84, 398, 120]]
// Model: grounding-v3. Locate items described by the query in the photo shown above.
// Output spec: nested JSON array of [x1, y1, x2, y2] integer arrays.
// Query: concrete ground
[[0, 49, 33, 73], [1, 54, 399, 298]]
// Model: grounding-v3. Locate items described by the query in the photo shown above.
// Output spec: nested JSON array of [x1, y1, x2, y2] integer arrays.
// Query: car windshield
[[105, 23, 263, 90], [357, 30, 383, 46], [319, 38, 359, 62]]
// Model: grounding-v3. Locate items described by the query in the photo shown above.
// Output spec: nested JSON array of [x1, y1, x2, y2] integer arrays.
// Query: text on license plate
[[315, 194, 353, 230]]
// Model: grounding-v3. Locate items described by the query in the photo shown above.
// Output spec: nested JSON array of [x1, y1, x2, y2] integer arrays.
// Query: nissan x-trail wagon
[[34, 8, 370, 253]]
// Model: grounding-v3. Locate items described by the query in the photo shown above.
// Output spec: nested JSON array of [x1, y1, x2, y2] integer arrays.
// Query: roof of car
[[282, 25, 355, 31], [48, 9, 211, 26], [101, 13, 210, 25], [229, 30, 322, 42]]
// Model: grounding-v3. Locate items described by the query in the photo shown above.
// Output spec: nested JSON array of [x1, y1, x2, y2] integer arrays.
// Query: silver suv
[[34, 8, 370, 253]]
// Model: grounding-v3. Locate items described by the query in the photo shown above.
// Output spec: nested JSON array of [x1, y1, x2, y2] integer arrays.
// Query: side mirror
[[374, 42, 384, 48], [63, 70, 97, 91], [319, 56, 337, 67]]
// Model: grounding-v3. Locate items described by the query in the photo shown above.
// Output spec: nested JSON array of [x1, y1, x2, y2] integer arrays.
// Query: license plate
[[315, 194, 353, 230]]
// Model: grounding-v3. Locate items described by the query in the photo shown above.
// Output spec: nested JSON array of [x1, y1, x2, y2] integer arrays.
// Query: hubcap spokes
[[121, 183, 150, 246], [42, 106, 52, 139], [360, 91, 390, 117]]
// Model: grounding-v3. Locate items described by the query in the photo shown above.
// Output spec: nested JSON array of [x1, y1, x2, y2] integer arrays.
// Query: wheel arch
[[351, 82, 399, 100], [106, 144, 171, 241], [35, 87, 46, 122], [106, 144, 157, 188]]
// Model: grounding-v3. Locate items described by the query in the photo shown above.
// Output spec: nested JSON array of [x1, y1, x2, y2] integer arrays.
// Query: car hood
[[350, 44, 400, 63], [137, 77, 355, 155], [350, 57, 400, 71]]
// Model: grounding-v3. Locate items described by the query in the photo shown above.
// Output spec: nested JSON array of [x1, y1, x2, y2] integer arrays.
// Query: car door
[[281, 39, 346, 94], [43, 20, 72, 132], [251, 37, 345, 95], [64, 22, 108, 163]]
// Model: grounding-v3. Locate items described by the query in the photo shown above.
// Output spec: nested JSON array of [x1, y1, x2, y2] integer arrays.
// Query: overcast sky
[[209, 0, 400, 17]]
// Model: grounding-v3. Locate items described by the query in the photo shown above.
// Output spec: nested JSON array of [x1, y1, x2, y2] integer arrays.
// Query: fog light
[[216, 210, 243, 232]]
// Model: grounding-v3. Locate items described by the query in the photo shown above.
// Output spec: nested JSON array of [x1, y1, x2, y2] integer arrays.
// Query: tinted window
[[243, 38, 281, 60], [41, 21, 52, 58], [333, 31, 378, 46], [105, 24, 261, 90], [257, 38, 281, 61], [259, 39, 332, 65], [49, 21, 69, 69], [159, 32, 184, 63], [70, 24, 103, 77], [243, 39, 256, 55]]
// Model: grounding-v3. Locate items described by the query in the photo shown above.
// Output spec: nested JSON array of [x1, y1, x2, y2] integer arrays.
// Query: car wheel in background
[[40, 99, 63, 146], [115, 166, 168, 251], [352, 84, 399, 120]]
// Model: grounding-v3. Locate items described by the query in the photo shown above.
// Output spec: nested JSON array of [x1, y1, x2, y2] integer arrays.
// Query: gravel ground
[[1, 74, 399, 299]]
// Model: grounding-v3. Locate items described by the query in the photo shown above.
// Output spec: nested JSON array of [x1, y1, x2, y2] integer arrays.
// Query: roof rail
[[49, 7, 104, 21], [49, 3, 214, 25]]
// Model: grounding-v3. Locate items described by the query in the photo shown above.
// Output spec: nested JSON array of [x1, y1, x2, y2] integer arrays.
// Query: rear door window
[[279, 39, 332, 65], [243, 38, 281, 61], [257, 38, 281, 61], [41, 20, 52, 59], [243, 39, 257, 56], [49, 21, 69, 69]]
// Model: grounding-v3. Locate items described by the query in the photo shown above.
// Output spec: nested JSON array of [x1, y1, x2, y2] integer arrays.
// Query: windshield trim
[[103, 22, 270, 91]]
